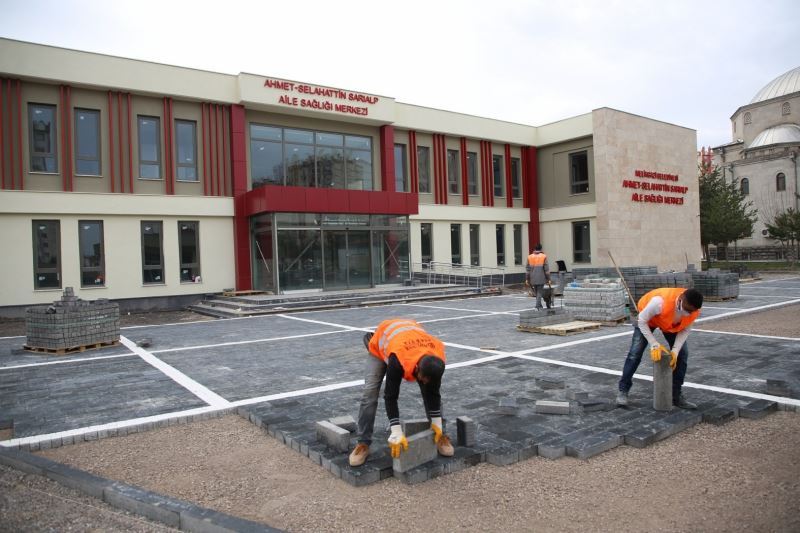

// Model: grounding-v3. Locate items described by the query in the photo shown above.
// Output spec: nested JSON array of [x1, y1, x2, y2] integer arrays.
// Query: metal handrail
[[410, 261, 506, 289]]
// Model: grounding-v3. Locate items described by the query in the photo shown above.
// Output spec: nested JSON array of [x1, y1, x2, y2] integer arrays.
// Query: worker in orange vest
[[349, 318, 454, 467], [616, 287, 703, 409], [526, 243, 551, 309]]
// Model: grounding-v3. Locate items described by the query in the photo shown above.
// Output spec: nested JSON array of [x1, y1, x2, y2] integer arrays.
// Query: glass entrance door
[[323, 229, 372, 289]]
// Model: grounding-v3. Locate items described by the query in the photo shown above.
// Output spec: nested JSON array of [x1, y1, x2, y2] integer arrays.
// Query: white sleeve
[[671, 326, 692, 354], [637, 297, 663, 346]]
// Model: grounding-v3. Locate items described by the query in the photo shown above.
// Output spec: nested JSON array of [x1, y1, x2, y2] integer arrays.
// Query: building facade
[[710, 66, 800, 249], [0, 39, 700, 314]]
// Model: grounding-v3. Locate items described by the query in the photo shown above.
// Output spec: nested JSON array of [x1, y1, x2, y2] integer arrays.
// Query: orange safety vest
[[637, 288, 700, 333], [368, 318, 446, 381], [527, 252, 547, 267]]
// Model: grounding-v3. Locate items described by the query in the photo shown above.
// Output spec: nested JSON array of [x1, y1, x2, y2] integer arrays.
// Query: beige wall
[[537, 137, 595, 208], [732, 94, 800, 146], [538, 204, 597, 271], [0, 191, 234, 307], [592, 108, 700, 271]]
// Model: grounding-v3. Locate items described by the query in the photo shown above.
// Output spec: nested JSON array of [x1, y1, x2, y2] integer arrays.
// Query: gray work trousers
[[531, 284, 545, 309], [355, 353, 387, 445]]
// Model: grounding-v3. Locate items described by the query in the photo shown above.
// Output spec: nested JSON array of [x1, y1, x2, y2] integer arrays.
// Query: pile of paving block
[[626, 272, 693, 303], [572, 265, 657, 279], [563, 278, 628, 322], [690, 269, 740, 300], [25, 287, 120, 352], [518, 307, 574, 329]]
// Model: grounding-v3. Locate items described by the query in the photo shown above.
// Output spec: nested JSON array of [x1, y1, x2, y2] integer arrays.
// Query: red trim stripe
[[16, 80, 22, 189], [223, 105, 230, 196], [108, 92, 115, 193], [505, 144, 512, 208], [117, 92, 124, 193], [0, 78, 5, 189], [201, 103, 208, 196], [460, 137, 468, 205], [408, 131, 418, 194], [216, 104, 223, 197], [127, 93, 133, 193], [209, 103, 217, 196]]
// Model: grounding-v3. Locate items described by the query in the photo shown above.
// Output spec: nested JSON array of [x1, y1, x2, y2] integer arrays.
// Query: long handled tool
[[608, 251, 638, 325]]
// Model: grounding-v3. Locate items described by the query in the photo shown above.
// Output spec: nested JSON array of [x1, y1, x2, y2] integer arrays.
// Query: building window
[[175, 120, 198, 181], [511, 157, 521, 198], [420, 223, 432, 265], [740, 177, 749, 195], [74, 109, 101, 176], [467, 152, 478, 195], [417, 146, 431, 193], [776, 172, 786, 191], [513, 224, 523, 265], [493, 155, 504, 197], [141, 221, 164, 284], [250, 124, 372, 190], [570, 151, 589, 194], [394, 143, 407, 192], [495, 224, 505, 266], [29, 104, 58, 173], [32, 220, 61, 289], [451, 224, 462, 264], [744, 112, 751, 124], [138, 116, 161, 179], [572, 221, 590, 263], [79, 221, 105, 287], [179, 221, 201, 282], [781, 102, 790, 116], [469, 224, 480, 266], [447, 149, 460, 194]]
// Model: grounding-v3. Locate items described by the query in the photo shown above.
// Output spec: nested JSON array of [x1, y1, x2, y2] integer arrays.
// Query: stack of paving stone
[[690, 269, 740, 299], [25, 287, 120, 352], [572, 266, 657, 280], [563, 278, 627, 322], [518, 307, 574, 329], [626, 272, 693, 303]]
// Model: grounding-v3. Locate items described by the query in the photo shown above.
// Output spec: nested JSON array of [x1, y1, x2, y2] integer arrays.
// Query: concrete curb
[[0, 447, 282, 532]]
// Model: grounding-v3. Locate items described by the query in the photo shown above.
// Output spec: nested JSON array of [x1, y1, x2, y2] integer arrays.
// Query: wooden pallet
[[221, 289, 267, 297], [703, 295, 738, 302], [596, 316, 628, 326], [517, 320, 601, 336], [23, 340, 120, 356]]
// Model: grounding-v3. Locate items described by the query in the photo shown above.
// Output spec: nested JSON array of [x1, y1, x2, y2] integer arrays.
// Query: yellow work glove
[[388, 426, 408, 458], [431, 417, 444, 444], [650, 344, 668, 362], [669, 350, 678, 371]]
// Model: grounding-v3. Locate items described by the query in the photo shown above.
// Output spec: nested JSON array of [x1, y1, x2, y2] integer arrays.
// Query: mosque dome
[[747, 124, 800, 149], [750, 66, 800, 104]]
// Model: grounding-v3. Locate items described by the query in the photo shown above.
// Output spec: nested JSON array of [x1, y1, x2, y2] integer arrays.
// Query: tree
[[698, 163, 758, 260], [764, 208, 800, 265]]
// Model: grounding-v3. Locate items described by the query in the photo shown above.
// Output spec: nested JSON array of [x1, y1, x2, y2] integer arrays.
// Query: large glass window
[[373, 220, 409, 285], [79, 220, 105, 287], [572, 220, 591, 263], [447, 149, 460, 194], [179, 221, 200, 282], [29, 104, 58, 173], [141, 221, 164, 284], [511, 157, 521, 198], [493, 155, 504, 197], [496, 224, 505, 266], [469, 224, 480, 266], [250, 124, 372, 190], [32, 220, 61, 289], [138, 116, 161, 179], [570, 151, 589, 194], [175, 120, 197, 181], [421, 223, 433, 264], [394, 144, 407, 192], [251, 214, 275, 293], [251, 125, 283, 187], [74, 109, 100, 176], [278, 228, 322, 291], [513, 224, 523, 265], [417, 146, 431, 193], [467, 152, 478, 195], [450, 224, 462, 265]]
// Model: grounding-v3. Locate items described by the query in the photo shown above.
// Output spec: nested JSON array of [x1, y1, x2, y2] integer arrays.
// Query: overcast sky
[[2, 0, 798, 148]]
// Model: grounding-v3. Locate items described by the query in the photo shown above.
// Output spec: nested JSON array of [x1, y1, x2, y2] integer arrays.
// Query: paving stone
[[393, 429, 438, 473], [328, 415, 357, 432], [765, 379, 791, 396], [536, 437, 566, 459], [486, 446, 519, 466], [340, 463, 382, 487], [402, 418, 431, 436], [702, 406, 738, 425], [456, 416, 477, 447], [566, 391, 589, 401], [534, 400, 571, 415], [536, 376, 565, 389], [739, 399, 778, 419], [400, 465, 430, 484], [103, 482, 192, 528], [566, 432, 622, 460], [315, 420, 350, 453], [179, 506, 281, 532], [497, 398, 520, 415]]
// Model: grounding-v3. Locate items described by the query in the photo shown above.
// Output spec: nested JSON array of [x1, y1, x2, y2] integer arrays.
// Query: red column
[[379, 125, 395, 192], [460, 137, 468, 205], [230, 104, 251, 290], [408, 130, 418, 193], [523, 146, 540, 249]]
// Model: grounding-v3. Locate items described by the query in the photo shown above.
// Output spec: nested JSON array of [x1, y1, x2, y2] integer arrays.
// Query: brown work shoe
[[349, 443, 370, 466], [437, 435, 454, 457]]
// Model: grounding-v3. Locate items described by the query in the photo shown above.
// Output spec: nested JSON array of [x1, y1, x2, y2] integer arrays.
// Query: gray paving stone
[[566, 390, 589, 400], [401, 418, 430, 436], [566, 432, 623, 460], [456, 416, 477, 447], [328, 415, 357, 432], [537, 438, 566, 459], [103, 482, 189, 528], [486, 446, 519, 466], [393, 429, 438, 473], [315, 421, 350, 453], [536, 376, 565, 389], [702, 406, 738, 425], [534, 400, 571, 415], [739, 399, 778, 419], [179, 506, 281, 532], [497, 398, 519, 415]]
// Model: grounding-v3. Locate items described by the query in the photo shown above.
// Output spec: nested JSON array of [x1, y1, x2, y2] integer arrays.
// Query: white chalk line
[[0, 353, 135, 371], [150, 329, 348, 354], [694, 329, 800, 341], [120, 336, 230, 408], [399, 302, 526, 316]]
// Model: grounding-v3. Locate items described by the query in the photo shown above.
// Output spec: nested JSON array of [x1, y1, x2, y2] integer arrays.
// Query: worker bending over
[[617, 287, 703, 409], [526, 243, 551, 310], [349, 318, 455, 467]]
